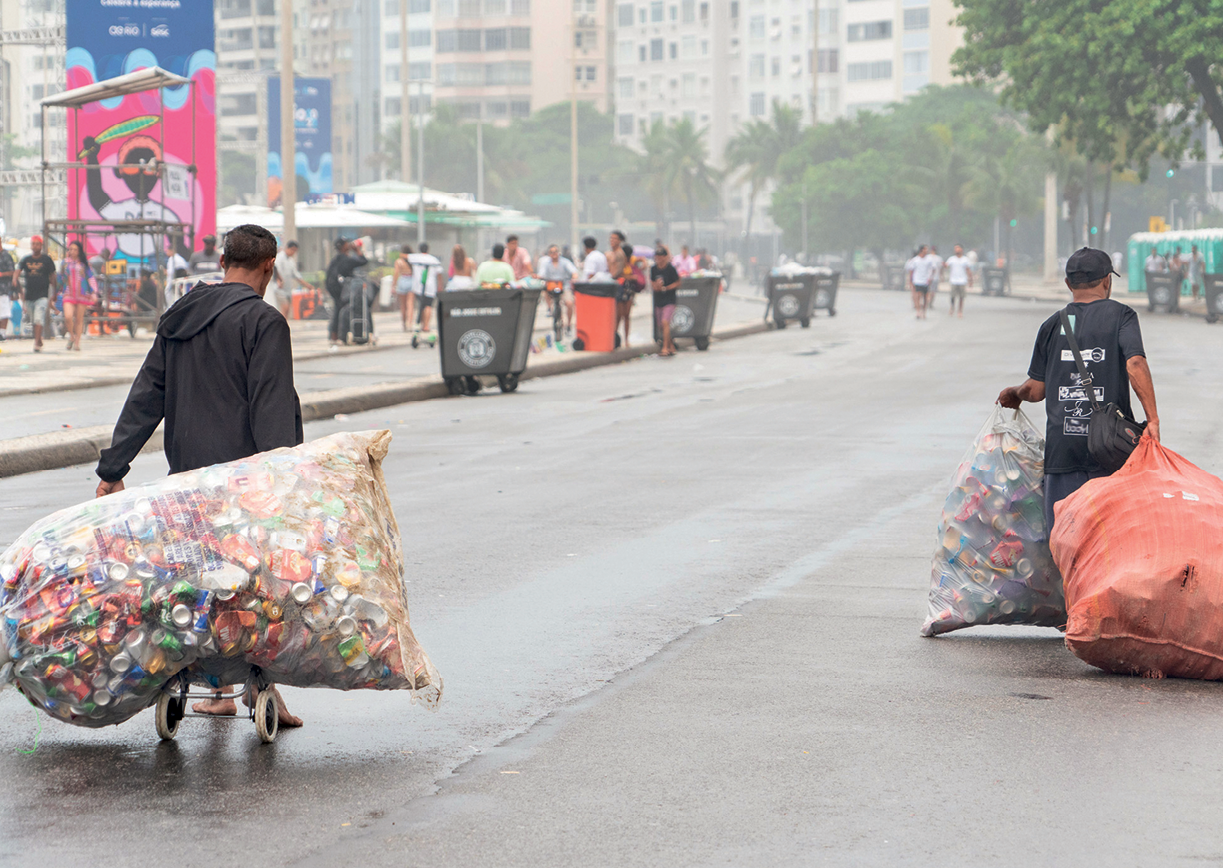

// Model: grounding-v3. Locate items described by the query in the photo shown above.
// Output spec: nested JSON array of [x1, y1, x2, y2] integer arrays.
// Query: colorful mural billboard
[[268, 76, 333, 207], [65, 0, 216, 262]]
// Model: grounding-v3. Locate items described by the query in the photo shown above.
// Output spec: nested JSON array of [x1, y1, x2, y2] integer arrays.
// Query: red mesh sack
[[1053, 437, 1223, 679]]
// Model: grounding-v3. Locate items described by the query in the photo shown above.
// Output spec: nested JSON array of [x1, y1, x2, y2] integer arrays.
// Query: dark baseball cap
[[1066, 247, 1119, 283]]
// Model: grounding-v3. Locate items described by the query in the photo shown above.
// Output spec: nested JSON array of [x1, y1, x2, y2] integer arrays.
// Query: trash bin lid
[[573, 282, 619, 298]]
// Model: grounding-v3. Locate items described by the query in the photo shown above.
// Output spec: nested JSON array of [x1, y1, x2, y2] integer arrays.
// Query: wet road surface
[[1, 288, 1220, 866]]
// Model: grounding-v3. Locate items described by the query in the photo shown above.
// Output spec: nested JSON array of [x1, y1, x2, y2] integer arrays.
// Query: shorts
[[395, 276, 413, 295], [914, 284, 930, 295], [655, 304, 676, 325], [949, 283, 967, 300], [0, 294, 10, 320], [29, 297, 48, 325], [616, 281, 641, 303]]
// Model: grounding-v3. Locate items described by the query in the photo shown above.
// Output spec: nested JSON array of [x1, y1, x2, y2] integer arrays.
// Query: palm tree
[[965, 139, 1044, 266], [640, 119, 721, 243], [724, 101, 804, 242]]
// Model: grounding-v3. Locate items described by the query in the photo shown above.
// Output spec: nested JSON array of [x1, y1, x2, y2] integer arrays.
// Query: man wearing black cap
[[998, 247, 1160, 532]]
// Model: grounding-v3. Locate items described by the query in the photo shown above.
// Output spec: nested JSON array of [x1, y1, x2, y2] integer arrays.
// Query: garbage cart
[[437, 287, 542, 395], [1146, 273, 1180, 313], [812, 272, 840, 317], [766, 272, 817, 329], [1205, 273, 1223, 323], [981, 267, 1009, 296], [654, 275, 721, 350], [881, 264, 906, 292], [572, 282, 621, 351]]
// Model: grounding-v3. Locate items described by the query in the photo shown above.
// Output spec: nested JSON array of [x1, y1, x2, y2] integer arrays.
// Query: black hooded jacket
[[97, 282, 303, 482]]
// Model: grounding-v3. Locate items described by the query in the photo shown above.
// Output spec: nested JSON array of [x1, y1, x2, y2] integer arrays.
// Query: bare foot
[[248, 685, 303, 727], [193, 697, 237, 716]]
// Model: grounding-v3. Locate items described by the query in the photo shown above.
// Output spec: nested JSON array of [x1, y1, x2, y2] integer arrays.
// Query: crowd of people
[[328, 231, 719, 351], [1143, 244, 1206, 300], [903, 243, 979, 320]]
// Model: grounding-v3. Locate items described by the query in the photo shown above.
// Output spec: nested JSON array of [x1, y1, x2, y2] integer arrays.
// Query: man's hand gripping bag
[[1054, 438, 1223, 679]]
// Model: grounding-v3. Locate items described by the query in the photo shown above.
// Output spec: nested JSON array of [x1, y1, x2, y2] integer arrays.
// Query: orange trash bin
[[572, 283, 620, 352]]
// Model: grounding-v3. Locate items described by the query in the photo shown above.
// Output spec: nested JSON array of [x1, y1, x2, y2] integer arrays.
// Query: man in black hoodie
[[95, 223, 304, 725], [325, 236, 368, 344]]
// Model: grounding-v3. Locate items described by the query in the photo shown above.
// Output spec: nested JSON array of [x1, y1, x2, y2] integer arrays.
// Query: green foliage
[[770, 86, 1047, 256], [219, 150, 256, 208], [725, 101, 804, 238], [639, 118, 721, 240]]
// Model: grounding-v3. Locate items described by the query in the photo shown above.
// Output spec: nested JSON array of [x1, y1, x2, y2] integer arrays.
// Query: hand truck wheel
[[155, 691, 182, 740], [254, 689, 279, 744]]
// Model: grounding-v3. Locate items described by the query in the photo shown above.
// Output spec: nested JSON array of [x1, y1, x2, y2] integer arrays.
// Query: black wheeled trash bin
[[437, 287, 542, 395], [1204, 273, 1223, 323], [981, 267, 1009, 296], [1146, 273, 1180, 313], [767, 271, 818, 329], [881, 264, 906, 292], [812, 272, 840, 317], [655, 275, 721, 350]]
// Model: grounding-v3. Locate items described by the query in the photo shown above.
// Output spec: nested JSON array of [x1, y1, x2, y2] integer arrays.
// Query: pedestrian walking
[[392, 245, 414, 331], [188, 234, 222, 275], [409, 242, 442, 334], [908, 245, 934, 319], [273, 240, 314, 320], [924, 245, 944, 306], [998, 247, 1160, 532], [580, 236, 608, 279], [447, 244, 476, 290], [475, 243, 515, 286], [17, 235, 56, 352], [59, 240, 98, 352], [608, 230, 637, 347], [943, 244, 973, 317], [674, 244, 698, 276], [502, 235, 532, 281], [94, 223, 304, 727], [1188, 244, 1206, 301], [651, 245, 681, 357], [1144, 248, 1166, 275], [324, 236, 367, 345]]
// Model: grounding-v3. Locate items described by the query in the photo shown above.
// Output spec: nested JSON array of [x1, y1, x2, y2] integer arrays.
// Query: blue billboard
[[268, 77, 333, 206]]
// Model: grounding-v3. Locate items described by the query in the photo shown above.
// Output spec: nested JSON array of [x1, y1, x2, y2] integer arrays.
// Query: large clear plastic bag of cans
[[0, 430, 441, 728], [921, 407, 1064, 636]]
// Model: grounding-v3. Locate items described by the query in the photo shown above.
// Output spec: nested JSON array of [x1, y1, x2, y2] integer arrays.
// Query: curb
[[0, 319, 771, 480]]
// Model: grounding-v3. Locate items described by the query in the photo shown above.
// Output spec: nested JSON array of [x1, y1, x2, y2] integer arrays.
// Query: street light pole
[[417, 78, 425, 246], [570, 11, 579, 255], [280, 0, 296, 245], [400, 0, 410, 183]]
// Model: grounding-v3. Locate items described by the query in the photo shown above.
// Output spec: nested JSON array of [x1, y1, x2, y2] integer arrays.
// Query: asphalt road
[[1, 288, 1221, 866]]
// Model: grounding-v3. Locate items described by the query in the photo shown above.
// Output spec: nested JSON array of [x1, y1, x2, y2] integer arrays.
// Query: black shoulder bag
[[1059, 309, 1146, 474]]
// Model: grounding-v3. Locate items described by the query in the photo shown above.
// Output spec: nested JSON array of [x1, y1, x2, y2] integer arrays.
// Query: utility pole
[[811, 0, 818, 124], [400, 0, 410, 183], [280, 0, 296, 245], [476, 112, 484, 256], [1043, 128, 1058, 283], [417, 78, 425, 245], [570, 10, 579, 254]]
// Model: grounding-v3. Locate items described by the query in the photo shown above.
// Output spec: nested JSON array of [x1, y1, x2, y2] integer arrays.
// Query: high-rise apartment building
[[426, 0, 608, 125], [380, 0, 435, 166]]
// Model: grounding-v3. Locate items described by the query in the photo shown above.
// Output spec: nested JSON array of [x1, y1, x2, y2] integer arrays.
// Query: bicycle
[[544, 280, 565, 342]]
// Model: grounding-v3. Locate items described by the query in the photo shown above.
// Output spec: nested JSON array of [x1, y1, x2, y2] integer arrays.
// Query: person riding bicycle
[[535, 244, 578, 336]]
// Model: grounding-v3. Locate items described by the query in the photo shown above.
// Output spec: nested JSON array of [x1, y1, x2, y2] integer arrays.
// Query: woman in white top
[[392, 245, 414, 331], [446, 244, 477, 290]]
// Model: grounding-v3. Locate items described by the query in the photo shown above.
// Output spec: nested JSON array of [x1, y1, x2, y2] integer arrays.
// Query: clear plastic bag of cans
[[921, 406, 1065, 636], [0, 430, 442, 728]]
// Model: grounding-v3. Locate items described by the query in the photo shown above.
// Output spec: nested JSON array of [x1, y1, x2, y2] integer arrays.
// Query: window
[[730, 1, 738, 19], [409, 61, 431, 80], [587, 65, 597, 81], [487, 101, 508, 117], [411, 29, 431, 46], [681, 35, 696, 56], [618, 76, 634, 98], [485, 0, 506, 13], [701, 39, 708, 54], [385, 63, 401, 82], [386, 32, 400, 49], [485, 27, 507, 49], [771, 57, 780, 76], [458, 0, 480, 14], [729, 75, 739, 96], [904, 8, 929, 30], [617, 3, 634, 26], [458, 28, 482, 50], [574, 0, 597, 10], [386, 0, 398, 13], [650, 1, 664, 22], [903, 50, 928, 73], [682, 72, 695, 97], [847, 20, 891, 41], [650, 38, 664, 60], [682, 0, 694, 23], [749, 53, 765, 77], [639, 45, 647, 61], [749, 92, 765, 116], [411, 0, 430, 10], [618, 39, 635, 62], [818, 8, 837, 35], [510, 27, 531, 48], [511, 0, 530, 12], [817, 48, 837, 73], [619, 113, 635, 135], [749, 15, 765, 38], [437, 29, 456, 50], [669, 42, 677, 59], [385, 96, 401, 115], [846, 60, 892, 81]]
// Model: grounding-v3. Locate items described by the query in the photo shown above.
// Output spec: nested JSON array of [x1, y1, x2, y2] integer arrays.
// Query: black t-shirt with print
[[18, 254, 56, 301], [0, 250, 14, 293], [651, 263, 680, 307], [1027, 298, 1146, 474]]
